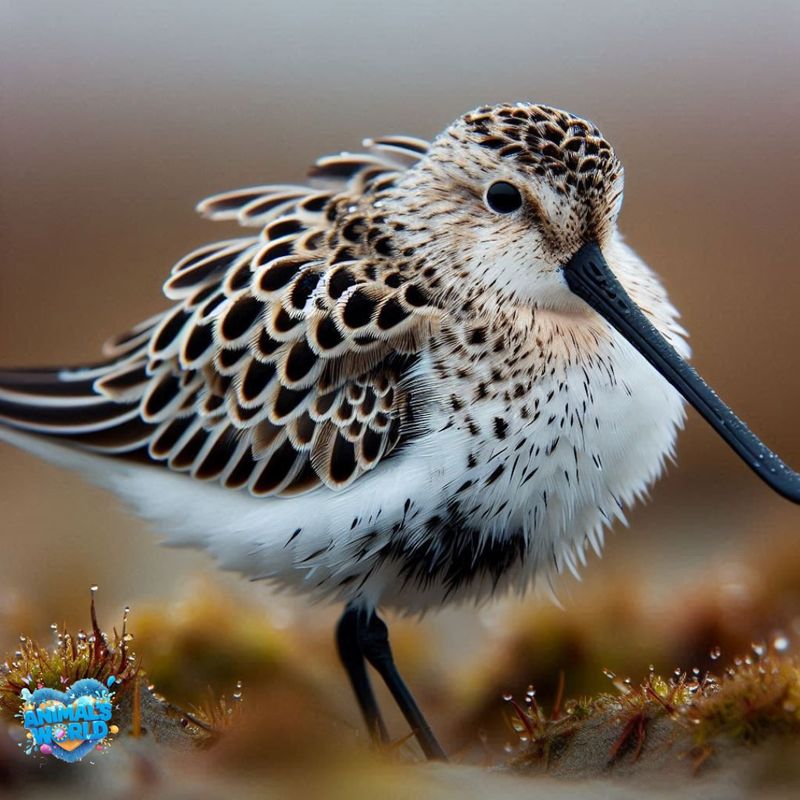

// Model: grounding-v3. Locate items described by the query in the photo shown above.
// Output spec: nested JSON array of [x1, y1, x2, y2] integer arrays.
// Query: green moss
[[691, 653, 800, 745], [0, 590, 137, 717], [508, 647, 800, 772]]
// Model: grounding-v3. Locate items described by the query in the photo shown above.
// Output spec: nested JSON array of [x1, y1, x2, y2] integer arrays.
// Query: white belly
[[368, 328, 687, 611]]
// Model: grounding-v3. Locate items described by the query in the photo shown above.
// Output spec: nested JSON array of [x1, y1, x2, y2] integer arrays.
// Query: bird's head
[[385, 102, 800, 504], [391, 103, 625, 312]]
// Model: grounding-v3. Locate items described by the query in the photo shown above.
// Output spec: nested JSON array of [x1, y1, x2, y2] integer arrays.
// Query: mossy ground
[[0, 529, 798, 798], [505, 648, 800, 776]]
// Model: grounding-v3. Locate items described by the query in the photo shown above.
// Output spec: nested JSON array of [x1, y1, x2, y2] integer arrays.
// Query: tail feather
[[0, 364, 156, 455], [0, 366, 105, 400]]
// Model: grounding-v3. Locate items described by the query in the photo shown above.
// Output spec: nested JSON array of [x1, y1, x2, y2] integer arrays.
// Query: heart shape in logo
[[24, 678, 113, 763]]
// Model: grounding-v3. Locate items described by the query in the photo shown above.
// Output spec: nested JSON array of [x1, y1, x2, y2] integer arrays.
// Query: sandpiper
[[1, 103, 798, 760]]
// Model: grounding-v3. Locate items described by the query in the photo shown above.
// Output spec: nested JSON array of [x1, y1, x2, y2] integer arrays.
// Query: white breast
[[362, 324, 687, 612]]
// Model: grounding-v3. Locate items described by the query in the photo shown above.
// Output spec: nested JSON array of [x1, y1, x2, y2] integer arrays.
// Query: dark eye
[[485, 181, 522, 214]]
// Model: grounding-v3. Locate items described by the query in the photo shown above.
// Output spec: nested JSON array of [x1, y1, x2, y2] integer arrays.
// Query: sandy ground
[[3, 743, 799, 800]]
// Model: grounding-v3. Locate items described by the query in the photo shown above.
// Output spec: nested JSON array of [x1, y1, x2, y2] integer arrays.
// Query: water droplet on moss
[[773, 634, 789, 652]]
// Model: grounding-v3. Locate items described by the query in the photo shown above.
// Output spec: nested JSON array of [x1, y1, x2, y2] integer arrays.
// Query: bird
[[1, 102, 798, 760]]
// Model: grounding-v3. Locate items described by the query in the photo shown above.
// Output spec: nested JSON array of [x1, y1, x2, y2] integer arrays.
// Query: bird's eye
[[485, 181, 523, 214]]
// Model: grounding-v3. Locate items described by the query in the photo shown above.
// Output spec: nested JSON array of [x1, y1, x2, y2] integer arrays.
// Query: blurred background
[[1, 0, 799, 781]]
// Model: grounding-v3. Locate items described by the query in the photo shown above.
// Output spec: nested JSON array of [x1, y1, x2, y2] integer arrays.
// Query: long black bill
[[563, 241, 800, 504]]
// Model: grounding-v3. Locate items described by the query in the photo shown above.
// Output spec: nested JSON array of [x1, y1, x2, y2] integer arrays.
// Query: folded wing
[[0, 134, 440, 497]]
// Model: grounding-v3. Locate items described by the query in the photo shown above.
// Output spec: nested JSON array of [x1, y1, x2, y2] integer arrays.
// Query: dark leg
[[357, 609, 447, 761], [336, 604, 389, 745]]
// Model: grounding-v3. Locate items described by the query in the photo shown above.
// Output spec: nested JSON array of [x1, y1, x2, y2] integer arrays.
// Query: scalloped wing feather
[[0, 134, 440, 499]]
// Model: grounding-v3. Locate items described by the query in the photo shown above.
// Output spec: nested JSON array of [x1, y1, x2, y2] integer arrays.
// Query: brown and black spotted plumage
[[1, 133, 443, 497], [0, 103, 688, 612], [5, 102, 797, 762]]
